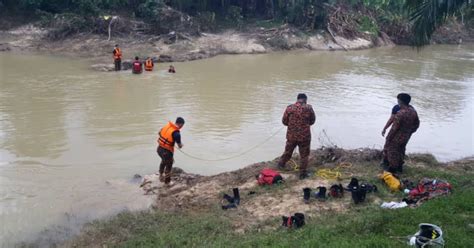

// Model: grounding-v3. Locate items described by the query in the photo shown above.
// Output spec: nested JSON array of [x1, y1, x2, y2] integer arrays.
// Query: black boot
[[223, 193, 234, 204], [351, 186, 361, 204], [347, 178, 359, 189], [222, 203, 237, 210], [315, 186, 327, 200], [359, 184, 367, 202], [293, 213, 305, 228], [232, 188, 240, 205], [303, 188, 311, 204]]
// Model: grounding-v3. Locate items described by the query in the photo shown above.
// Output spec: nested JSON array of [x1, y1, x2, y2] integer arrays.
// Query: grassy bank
[[66, 152, 474, 247]]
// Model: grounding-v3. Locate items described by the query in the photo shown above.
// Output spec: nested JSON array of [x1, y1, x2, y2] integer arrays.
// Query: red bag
[[257, 168, 283, 185]]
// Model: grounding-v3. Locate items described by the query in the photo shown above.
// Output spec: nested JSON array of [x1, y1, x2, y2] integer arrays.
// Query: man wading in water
[[157, 117, 185, 186], [382, 93, 420, 173], [278, 94, 316, 179]]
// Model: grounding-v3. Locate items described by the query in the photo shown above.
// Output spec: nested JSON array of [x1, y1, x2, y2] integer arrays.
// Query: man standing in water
[[383, 93, 420, 173], [157, 117, 185, 186], [112, 44, 122, 71], [278, 94, 316, 179]]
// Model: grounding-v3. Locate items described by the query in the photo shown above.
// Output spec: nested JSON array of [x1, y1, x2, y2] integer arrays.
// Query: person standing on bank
[[278, 94, 316, 179], [157, 117, 185, 186], [383, 93, 420, 173], [112, 44, 122, 71]]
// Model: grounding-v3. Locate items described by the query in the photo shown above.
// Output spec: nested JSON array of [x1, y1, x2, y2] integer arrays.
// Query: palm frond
[[406, 0, 470, 46]]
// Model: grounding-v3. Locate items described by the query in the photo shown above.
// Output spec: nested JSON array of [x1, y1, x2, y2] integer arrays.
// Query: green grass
[[71, 167, 474, 248]]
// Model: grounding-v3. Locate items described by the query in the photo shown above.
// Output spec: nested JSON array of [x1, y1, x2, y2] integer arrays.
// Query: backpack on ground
[[257, 168, 283, 185]]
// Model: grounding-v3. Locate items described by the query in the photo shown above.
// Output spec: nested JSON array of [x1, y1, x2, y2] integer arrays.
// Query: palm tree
[[407, 0, 472, 46]]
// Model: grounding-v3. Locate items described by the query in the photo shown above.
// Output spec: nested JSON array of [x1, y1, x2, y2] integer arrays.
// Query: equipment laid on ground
[[222, 188, 240, 210], [350, 185, 367, 204], [403, 178, 452, 207], [316, 162, 353, 180], [329, 184, 344, 198], [282, 213, 305, 228], [303, 188, 311, 204], [379, 171, 401, 191], [257, 168, 284, 185], [314, 186, 327, 200], [408, 223, 445, 247]]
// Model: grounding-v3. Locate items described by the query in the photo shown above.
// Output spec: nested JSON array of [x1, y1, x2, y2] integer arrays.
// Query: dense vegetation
[[0, 0, 472, 45]]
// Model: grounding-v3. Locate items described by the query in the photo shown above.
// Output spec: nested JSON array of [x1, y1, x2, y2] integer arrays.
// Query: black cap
[[297, 93, 307, 100], [176, 117, 185, 124]]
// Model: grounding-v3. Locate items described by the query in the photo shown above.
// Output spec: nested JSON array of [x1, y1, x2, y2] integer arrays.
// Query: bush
[[358, 15, 379, 36], [196, 11, 216, 31], [226, 5, 243, 27], [136, 0, 164, 18]]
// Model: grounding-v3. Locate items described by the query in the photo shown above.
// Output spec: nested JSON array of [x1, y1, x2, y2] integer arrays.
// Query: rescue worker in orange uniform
[[112, 44, 122, 71], [144, 57, 154, 71], [132, 56, 143, 74], [157, 117, 185, 185]]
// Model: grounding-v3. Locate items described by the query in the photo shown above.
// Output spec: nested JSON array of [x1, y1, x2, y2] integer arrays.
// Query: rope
[[315, 162, 353, 180], [289, 159, 299, 171], [176, 126, 285, 162]]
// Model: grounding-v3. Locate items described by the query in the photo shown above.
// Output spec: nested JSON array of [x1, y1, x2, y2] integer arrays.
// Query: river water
[[0, 45, 473, 245]]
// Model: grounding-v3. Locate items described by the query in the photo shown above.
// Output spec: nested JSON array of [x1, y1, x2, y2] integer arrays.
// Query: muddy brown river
[[1, 45, 473, 245]]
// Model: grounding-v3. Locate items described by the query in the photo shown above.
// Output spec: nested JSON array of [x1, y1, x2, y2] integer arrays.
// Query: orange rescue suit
[[158, 122, 180, 152], [113, 48, 122, 60], [145, 59, 153, 71]]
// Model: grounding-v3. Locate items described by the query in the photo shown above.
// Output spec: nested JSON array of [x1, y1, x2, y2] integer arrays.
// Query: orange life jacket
[[113, 48, 122, 60], [145, 59, 153, 71], [158, 122, 180, 152]]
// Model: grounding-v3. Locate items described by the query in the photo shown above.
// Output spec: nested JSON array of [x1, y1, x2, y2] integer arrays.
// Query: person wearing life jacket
[[113, 44, 122, 71], [132, 56, 143, 74], [144, 57, 154, 71], [168, 65, 176, 73], [157, 117, 185, 185]]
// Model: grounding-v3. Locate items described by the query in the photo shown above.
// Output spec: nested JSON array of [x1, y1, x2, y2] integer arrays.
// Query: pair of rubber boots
[[222, 188, 240, 210], [303, 187, 326, 203], [347, 178, 367, 204]]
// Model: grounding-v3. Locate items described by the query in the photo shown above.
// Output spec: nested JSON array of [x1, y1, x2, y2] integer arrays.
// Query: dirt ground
[[137, 147, 387, 232], [136, 147, 474, 232]]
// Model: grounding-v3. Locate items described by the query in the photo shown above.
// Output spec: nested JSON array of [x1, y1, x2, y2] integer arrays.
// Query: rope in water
[[315, 162, 353, 180], [176, 126, 285, 162]]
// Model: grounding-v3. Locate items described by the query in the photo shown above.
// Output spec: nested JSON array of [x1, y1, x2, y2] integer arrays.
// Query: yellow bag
[[379, 171, 401, 191]]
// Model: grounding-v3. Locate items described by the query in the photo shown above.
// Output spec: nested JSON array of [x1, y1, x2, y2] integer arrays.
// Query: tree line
[[1, 0, 472, 45]]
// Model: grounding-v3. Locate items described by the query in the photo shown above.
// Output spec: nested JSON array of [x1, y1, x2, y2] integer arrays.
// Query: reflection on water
[[0, 44, 473, 245]]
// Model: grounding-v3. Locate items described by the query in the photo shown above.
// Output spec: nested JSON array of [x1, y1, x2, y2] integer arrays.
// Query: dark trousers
[[114, 59, 121, 71], [383, 134, 412, 172], [279, 140, 311, 173], [157, 146, 174, 184]]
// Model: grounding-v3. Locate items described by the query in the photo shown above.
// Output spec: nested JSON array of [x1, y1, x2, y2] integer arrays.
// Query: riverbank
[[2, 21, 472, 72], [0, 23, 394, 72], [61, 147, 474, 247]]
